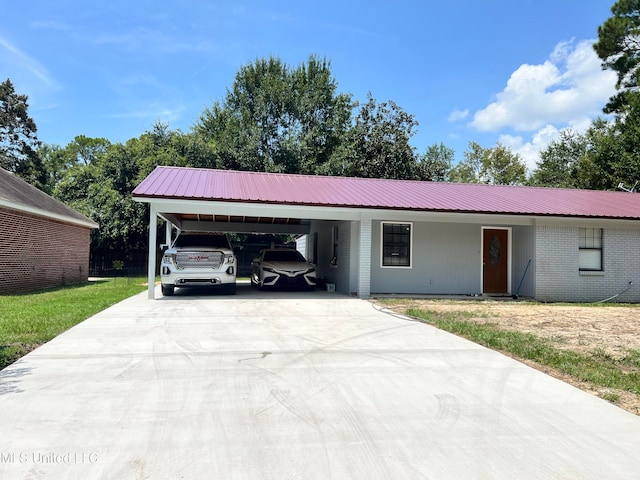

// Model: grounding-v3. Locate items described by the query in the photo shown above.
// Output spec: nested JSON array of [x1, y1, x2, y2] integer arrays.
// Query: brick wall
[[535, 225, 640, 302], [0, 207, 92, 294]]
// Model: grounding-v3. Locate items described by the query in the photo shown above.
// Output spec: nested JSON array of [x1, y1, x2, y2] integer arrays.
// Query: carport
[[133, 166, 375, 300]]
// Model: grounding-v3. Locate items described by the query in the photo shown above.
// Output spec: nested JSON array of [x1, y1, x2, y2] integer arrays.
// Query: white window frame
[[380, 222, 413, 269], [579, 228, 603, 272]]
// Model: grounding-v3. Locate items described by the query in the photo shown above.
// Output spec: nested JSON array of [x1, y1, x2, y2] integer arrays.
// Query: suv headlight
[[162, 253, 176, 265], [224, 253, 235, 264]]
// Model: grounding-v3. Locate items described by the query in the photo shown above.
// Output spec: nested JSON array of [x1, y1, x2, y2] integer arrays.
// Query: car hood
[[262, 261, 314, 271]]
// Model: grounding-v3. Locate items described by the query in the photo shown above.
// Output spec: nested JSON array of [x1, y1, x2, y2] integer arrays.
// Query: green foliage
[[594, 0, 640, 114], [481, 143, 527, 185], [195, 55, 352, 174], [335, 93, 419, 180], [68, 135, 111, 165], [0, 78, 44, 187], [449, 141, 484, 183], [529, 129, 590, 188], [449, 141, 526, 185], [604, 93, 640, 187], [416, 143, 454, 181], [567, 99, 640, 191], [49, 123, 222, 257]]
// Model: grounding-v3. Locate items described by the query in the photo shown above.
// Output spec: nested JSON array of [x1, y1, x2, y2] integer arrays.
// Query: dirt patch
[[379, 299, 640, 416]]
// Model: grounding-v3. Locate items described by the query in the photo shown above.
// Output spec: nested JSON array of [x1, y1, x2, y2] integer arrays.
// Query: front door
[[483, 229, 508, 294]]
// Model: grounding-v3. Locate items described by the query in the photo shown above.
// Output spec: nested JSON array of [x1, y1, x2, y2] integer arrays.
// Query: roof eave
[[133, 195, 640, 222], [0, 199, 99, 229]]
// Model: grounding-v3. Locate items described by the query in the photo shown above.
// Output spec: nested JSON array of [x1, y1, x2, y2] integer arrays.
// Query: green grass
[[404, 308, 640, 398], [0, 278, 147, 369]]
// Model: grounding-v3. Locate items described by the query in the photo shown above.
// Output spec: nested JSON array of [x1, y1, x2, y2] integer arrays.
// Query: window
[[382, 222, 412, 267], [579, 228, 603, 271]]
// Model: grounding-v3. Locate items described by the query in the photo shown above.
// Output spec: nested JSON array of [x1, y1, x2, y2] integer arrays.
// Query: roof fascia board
[[136, 197, 371, 221], [371, 209, 536, 226], [534, 216, 640, 229], [0, 199, 99, 229]]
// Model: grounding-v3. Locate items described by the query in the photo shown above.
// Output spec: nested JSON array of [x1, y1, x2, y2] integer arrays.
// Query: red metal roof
[[132, 166, 640, 220]]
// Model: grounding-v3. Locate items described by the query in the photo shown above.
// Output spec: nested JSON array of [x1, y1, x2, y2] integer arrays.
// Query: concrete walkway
[[1, 286, 640, 479]]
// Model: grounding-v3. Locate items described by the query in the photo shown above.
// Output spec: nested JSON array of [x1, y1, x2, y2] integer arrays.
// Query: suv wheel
[[161, 284, 175, 296]]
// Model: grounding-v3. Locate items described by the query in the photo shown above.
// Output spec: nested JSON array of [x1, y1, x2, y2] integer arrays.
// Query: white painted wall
[[370, 221, 482, 295], [309, 217, 640, 302]]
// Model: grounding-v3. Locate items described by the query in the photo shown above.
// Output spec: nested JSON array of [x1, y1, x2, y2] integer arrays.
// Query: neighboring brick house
[[0, 167, 98, 294]]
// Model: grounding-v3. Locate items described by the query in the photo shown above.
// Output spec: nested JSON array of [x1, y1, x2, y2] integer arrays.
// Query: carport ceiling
[[159, 212, 310, 234]]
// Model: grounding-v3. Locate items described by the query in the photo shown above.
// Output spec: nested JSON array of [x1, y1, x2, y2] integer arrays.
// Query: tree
[[195, 55, 352, 174], [449, 142, 526, 185], [448, 142, 485, 183], [594, 0, 640, 114], [67, 135, 111, 165], [51, 125, 222, 272], [338, 93, 419, 180], [585, 98, 640, 190], [482, 143, 527, 185], [38, 144, 72, 195], [0, 78, 43, 186], [416, 143, 454, 181], [529, 130, 590, 188]]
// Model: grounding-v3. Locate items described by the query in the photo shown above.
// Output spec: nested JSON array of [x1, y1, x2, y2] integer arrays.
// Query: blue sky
[[2, 1, 617, 171]]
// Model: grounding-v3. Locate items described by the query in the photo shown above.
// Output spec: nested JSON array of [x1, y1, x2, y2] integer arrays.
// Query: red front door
[[483, 229, 508, 294]]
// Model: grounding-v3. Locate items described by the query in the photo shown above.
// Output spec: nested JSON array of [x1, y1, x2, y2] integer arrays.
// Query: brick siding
[[535, 225, 640, 302], [0, 207, 92, 294]]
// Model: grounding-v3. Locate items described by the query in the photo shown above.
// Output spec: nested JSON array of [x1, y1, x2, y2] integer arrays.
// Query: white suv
[[160, 232, 237, 296]]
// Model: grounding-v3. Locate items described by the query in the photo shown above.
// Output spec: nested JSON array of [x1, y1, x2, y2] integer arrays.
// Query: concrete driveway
[[1, 285, 640, 479]]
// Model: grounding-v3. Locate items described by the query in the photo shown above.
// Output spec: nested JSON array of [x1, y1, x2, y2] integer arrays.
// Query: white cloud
[[499, 125, 560, 173], [468, 39, 616, 172], [471, 40, 615, 133], [499, 117, 595, 173], [448, 109, 469, 122], [109, 102, 184, 123], [0, 35, 58, 89], [30, 20, 70, 31]]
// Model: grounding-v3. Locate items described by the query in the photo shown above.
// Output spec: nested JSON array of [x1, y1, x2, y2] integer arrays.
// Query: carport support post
[[146, 204, 158, 299], [357, 219, 372, 298]]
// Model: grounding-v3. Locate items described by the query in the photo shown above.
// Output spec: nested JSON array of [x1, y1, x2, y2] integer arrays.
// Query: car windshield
[[263, 250, 306, 262], [174, 234, 230, 249]]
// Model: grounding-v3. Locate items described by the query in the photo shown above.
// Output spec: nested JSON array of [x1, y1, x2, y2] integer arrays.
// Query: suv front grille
[[175, 252, 224, 270]]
